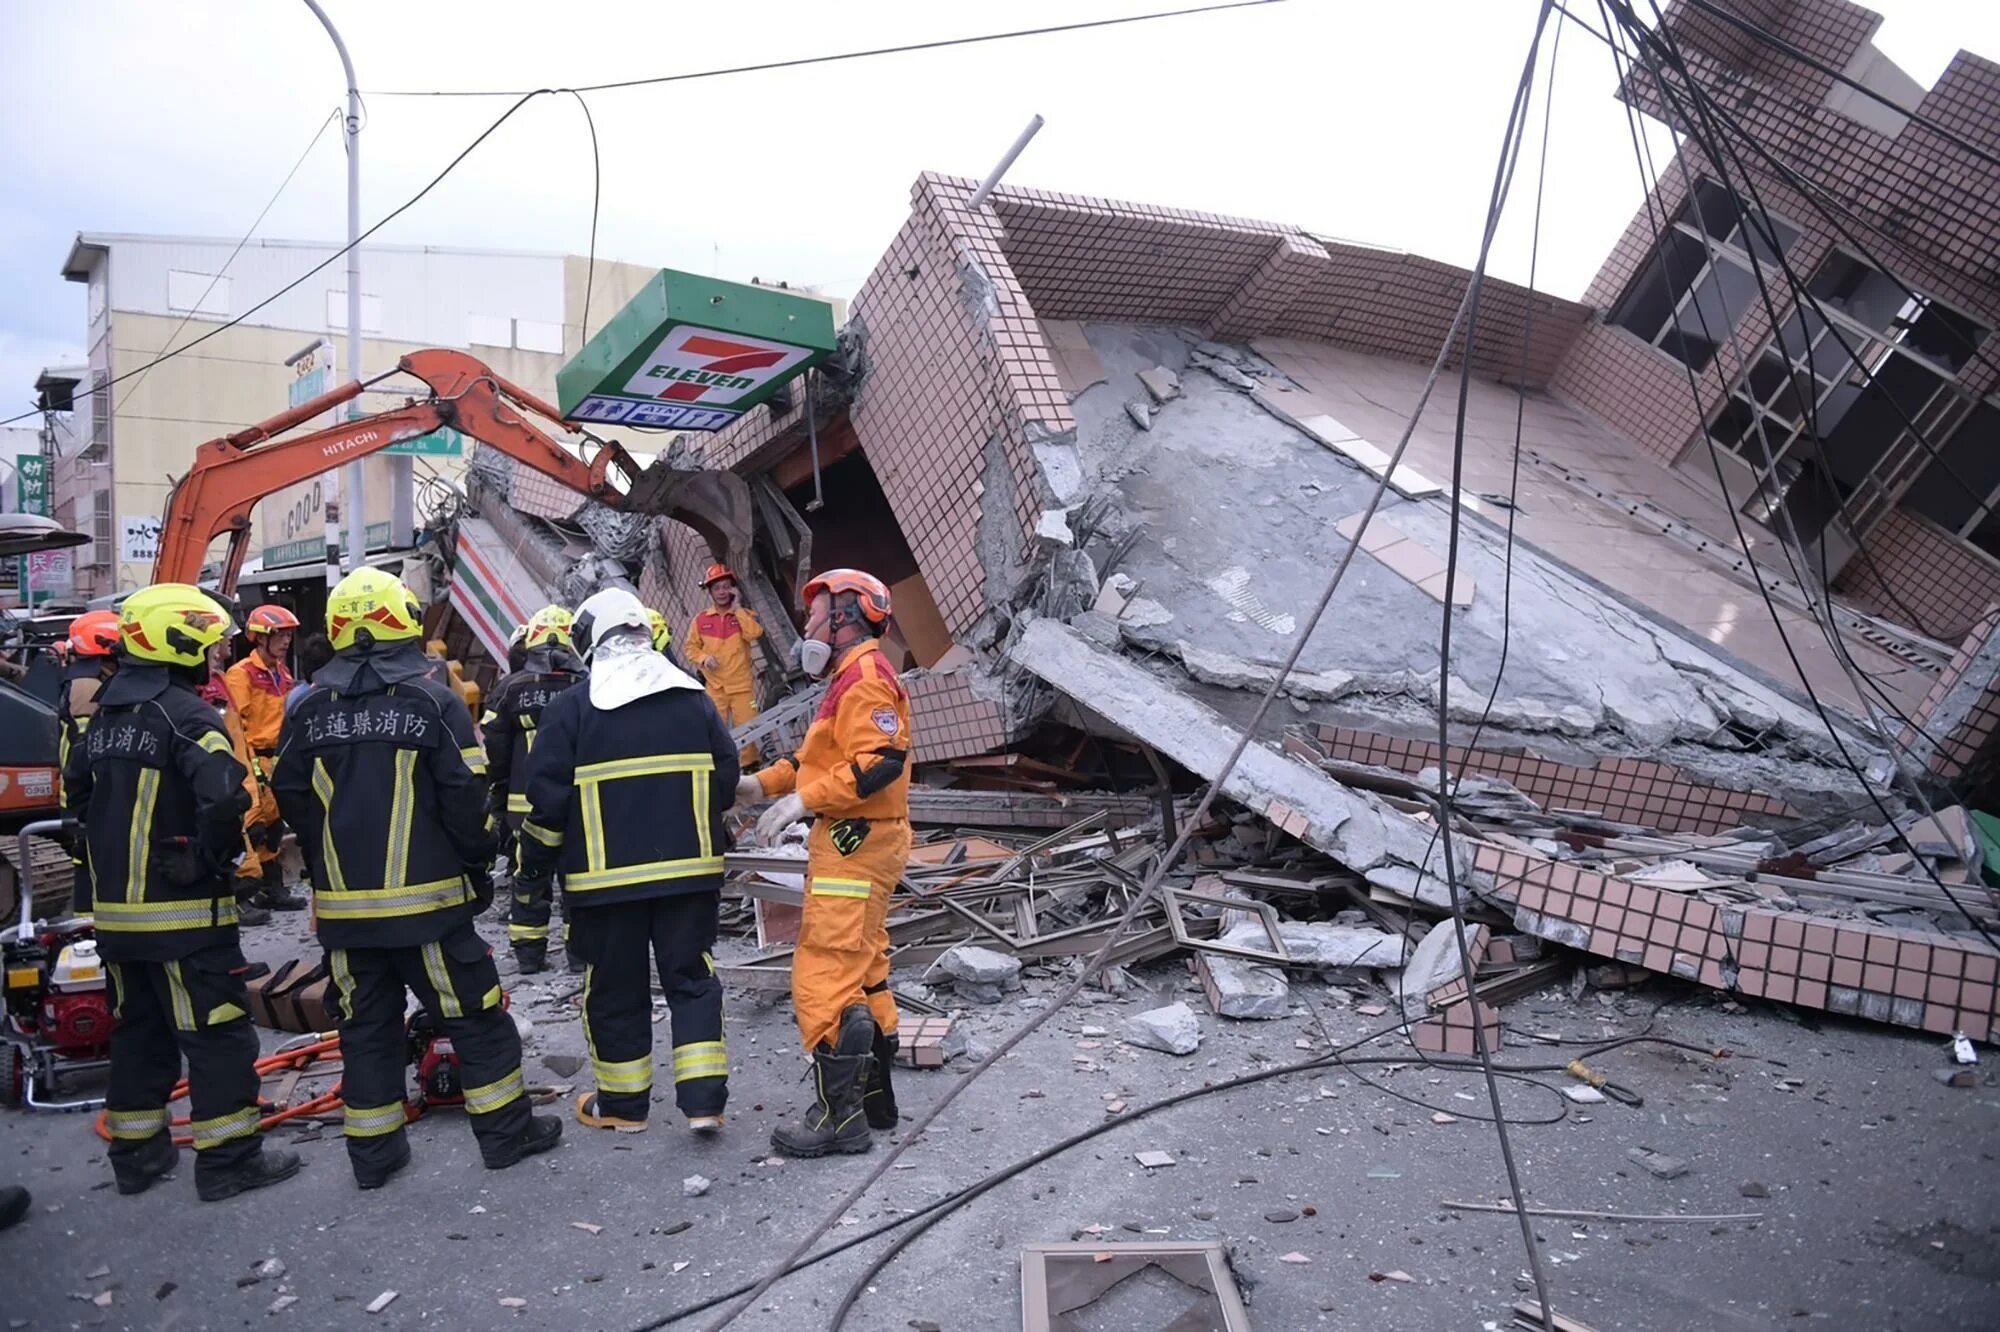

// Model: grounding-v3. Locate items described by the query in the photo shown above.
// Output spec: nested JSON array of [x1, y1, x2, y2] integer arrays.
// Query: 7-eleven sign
[[625, 327, 814, 407], [556, 269, 838, 432]]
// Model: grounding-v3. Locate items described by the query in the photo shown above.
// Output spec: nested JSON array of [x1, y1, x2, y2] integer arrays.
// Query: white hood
[[587, 634, 704, 710]]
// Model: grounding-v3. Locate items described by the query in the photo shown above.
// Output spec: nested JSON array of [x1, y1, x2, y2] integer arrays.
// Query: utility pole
[[303, 0, 365, 577]]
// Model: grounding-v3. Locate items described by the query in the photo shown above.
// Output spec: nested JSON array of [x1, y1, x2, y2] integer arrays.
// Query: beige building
[[48, 234, 690, 597]]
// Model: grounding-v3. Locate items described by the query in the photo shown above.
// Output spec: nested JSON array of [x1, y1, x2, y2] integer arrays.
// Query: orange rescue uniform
[[684, 606, 764, 728], [756, 640, 911, 1050], [223, 653, 292, 880]]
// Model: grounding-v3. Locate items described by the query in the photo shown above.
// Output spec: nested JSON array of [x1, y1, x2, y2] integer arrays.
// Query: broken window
[[1611, 178, 1800, 372], [1899, 398, 2000, 559], [1696, 250, 1989, 547], [1020, 1242, 1251, 1332]]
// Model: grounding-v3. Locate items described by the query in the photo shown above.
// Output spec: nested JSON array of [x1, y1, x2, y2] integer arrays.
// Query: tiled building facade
[[620, 0, 1995, 779]]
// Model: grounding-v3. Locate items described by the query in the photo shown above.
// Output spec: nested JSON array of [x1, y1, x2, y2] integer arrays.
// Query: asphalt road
[[4, 905, 1997, 1331]]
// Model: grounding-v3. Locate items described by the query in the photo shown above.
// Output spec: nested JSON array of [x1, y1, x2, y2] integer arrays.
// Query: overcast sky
[[3, 0, 1994, 419]]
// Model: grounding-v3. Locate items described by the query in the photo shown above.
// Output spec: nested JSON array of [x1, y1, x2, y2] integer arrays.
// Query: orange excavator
[[151, 347, 754, 594]]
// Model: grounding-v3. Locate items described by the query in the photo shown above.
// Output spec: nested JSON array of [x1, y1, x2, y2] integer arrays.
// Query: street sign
[[384, 426, 463, 457], [15, 453, 51, 604], [261, 521, 392, 571], [556, 270, 836, 432]]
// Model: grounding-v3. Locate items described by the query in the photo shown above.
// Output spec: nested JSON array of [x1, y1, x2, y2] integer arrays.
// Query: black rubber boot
[[112, 1131, 181, 1196], [253, 863, 305, 912], [196, 1148, 302, 1202], [513, 946, 547, 975], [864, 1030, 899, 1131], [0, 1184, 27, 1232], [236, 900, 273, 927], [483, 1114, 563, 1170], [354, 1133, 412, 1191], [771, 1007, 875, 1158]]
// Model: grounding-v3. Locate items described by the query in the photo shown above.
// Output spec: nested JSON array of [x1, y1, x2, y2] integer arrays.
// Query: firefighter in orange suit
[[684, 564, 764, 732], [737, 569, 909, 1157], [224, 605, 302, 912]]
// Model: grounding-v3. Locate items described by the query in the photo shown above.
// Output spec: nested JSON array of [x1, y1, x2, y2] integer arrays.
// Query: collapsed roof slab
[[1057, 322, 1887, 819], [1008, 617, 1474, 902]]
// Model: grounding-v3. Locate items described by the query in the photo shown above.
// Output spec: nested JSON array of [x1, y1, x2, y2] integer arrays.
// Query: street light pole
[[302, 0, 364, 578]]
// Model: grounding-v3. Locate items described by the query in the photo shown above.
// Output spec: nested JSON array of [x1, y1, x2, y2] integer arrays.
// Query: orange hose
[[91, 1033, 421, 1146]]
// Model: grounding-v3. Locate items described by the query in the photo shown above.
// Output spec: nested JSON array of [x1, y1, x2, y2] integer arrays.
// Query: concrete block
[[1138, 365, 1182, 404], [1196, 952, 1290, 1019], [1122, 1001, 1203, 1055], [938, 945, 1022, 989], [1273, 922, 1407, 969], [1125, 400, 1153, 431]]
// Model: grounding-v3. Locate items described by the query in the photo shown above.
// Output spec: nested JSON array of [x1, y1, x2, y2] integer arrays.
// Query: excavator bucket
[[621, 460, 757, 574]]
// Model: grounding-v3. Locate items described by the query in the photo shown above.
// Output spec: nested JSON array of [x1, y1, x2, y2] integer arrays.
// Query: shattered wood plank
[[905, 787, 1159, 829], [1007, 620, 1476, 895]]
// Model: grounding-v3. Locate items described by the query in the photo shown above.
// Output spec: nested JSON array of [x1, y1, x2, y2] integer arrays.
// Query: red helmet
[[66, 609, 122, 658], [700, 563, 736, 588], [246, 604, 301, 636], [802, 568, 893, 626]]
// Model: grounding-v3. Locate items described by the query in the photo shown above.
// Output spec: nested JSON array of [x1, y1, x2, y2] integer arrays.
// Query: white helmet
[[571, 586, 652, 661]]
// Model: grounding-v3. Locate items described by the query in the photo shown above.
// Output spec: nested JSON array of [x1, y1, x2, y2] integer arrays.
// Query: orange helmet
[[700, 563, 735, 588], [246, 604, 301, 636], [802, 568, 893, 626], [66, 609, 122, 658]]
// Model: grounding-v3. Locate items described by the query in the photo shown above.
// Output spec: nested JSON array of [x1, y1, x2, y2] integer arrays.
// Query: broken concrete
[[1121, 1001, 1203, 1055], [1197, 940, 1291, 1020], [1009, 618, 1471, 895], [937, 945, 1024, 990], [1272, 922, 1408, 969]]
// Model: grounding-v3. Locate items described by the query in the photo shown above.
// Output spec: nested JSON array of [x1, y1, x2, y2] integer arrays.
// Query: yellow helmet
[[647, 608, 672, 652], [327, 567, 424, 652], [118, 583, 235, 668], [524, 605, 574, 650]]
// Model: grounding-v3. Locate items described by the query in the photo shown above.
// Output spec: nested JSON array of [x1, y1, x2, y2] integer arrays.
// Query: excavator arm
[[153, 349, 647, 590]]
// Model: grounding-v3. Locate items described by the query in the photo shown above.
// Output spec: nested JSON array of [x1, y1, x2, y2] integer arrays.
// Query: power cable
[[569, 89, 601, 346], [4, 2, 1288, 433], [1589, 0, 1949, 758], [1625, 0, 2000, 947], [108, 108, 342, 418], [0, 89, 568, 430], [1679, 0, 2000, 173], [1597, 0, 2000, 950], [1428, 5, 1563, 1323], [687, 12, 1565, 1325], [366, 1, 1290, 97]]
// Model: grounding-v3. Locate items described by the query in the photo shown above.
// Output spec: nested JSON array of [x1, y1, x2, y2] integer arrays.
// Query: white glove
[[754, 792, 809, 845], [734, 775, 766, 807]]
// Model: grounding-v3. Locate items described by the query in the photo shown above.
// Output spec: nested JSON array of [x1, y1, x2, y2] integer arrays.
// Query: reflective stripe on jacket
[[272, 645, 495, 949], [516, 682, 738, 906], [63, 666, 252, 962]]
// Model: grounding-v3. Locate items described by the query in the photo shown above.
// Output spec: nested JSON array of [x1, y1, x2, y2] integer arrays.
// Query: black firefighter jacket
[[517, 679, 737, 907], [63, 665, 252, 962], [272, 643, 496, 949], [481, 647, 586, 822]]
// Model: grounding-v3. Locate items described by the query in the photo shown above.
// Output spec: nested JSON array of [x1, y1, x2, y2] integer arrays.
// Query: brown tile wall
[[1306, 723, 1792, 834], [987, 185, 1594, 389], [908, 670, 1016, 764], [1832, 508, 2000, 644], [1478, 840, 2000, 1040]]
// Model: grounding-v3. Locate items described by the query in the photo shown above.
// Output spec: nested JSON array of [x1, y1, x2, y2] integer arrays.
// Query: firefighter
[[225, 605, 302, 912], [273, 568, 561, 1189], [647, 608, 673, 654], [484, 605, 586, 975], [736, 569, 909, 1157], [55, 610, 121, 791], [517, 587, 737, 1135], [684, 564, 765, 732], [63, 584, 301, 1201]]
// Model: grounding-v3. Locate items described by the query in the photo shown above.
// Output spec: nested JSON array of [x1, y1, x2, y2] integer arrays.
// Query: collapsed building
[[422, 4, 2000, 1052]]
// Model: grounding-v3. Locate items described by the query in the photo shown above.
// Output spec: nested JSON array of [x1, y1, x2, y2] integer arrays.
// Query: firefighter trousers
[[237, 756, 284, 882], [794, 817, 909, 1051], [507, 868, 569, 964], [709, 687, 762, 767], [328, 922, 529, 1175], [104, 945, 262, 1182], [567, 893, 727, 1120]]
